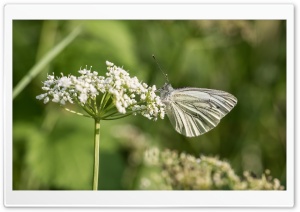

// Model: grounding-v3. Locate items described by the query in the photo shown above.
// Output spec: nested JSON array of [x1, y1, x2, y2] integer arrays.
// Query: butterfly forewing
[[163, 87, 237, 137], [191, 88, 237, 117]]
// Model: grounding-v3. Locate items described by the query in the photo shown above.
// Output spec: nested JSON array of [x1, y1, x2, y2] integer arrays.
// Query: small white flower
[[151, 85, 157, 91], [60, 99, 66, 105], [75, 84, 83, 92], [132, 105, 140, 111], [149, 92, 155, 99], [116, 101, 126, 114], [79, 93, 88, 104], [106, 61, 114, 67], [47, 77, 54, 82], [160, 111, 165, 119], [42, 86, 50, 91], [78, 68, 88, 75], [90, 85, 98, 96], [52, 94, 60, 103], [141, 94, 146, 100], [58, 76, 72, 88], [36, 93, 46, 100], [43, 97, 49, 104]]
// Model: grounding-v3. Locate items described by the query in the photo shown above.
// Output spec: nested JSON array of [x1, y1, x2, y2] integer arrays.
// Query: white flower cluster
[[36, 61, 165, 120]]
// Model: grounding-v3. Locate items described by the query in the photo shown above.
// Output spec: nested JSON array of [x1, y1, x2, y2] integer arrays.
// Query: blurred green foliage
[[13, 20, 286, 190]]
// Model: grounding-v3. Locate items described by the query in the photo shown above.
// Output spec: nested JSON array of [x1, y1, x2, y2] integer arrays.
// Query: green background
[[13, 20, 286, 190]]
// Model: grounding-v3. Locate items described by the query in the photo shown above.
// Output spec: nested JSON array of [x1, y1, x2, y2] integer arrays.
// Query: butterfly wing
[[164, 88, 237, 137]]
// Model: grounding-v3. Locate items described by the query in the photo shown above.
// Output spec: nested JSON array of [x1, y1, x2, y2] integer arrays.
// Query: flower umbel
[[141, 148, 285, 190], [36, 61, 165, 121]]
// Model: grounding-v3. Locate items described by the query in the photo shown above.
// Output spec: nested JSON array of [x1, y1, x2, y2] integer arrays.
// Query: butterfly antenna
[[152, 54, 169, 82]]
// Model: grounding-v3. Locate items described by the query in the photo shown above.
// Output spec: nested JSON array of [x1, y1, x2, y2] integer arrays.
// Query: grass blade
[[13, 27, 81, 99]]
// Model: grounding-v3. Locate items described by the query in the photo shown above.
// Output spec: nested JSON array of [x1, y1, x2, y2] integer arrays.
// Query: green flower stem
[[62, 106, 92, 118], [73, 98, 95, 118], [87, 103, 97, 115], [93, 118, 101, 190], [100, 93, 111, 111], [93, 99, 98, 114], [102, 112, 135, 120], [86, 99, 96, 114], [81, 106, 95, 118], [100, 110, 119, 119], [98, 93, 107, 112], [103, 102, 116, 111]]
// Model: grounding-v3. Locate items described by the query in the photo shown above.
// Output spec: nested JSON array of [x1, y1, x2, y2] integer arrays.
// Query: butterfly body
[[159, 83, 237, 137]]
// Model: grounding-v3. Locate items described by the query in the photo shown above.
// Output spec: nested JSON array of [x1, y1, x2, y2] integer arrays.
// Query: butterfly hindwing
[[165, 101, 221, 137]]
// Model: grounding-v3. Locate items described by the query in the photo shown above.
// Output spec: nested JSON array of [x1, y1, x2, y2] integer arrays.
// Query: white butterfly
[[158, 83, 237, 137]]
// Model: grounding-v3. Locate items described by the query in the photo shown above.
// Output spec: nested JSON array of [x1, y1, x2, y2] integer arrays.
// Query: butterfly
[[158, 83, 237, 137], [153, 56, 237, 137]]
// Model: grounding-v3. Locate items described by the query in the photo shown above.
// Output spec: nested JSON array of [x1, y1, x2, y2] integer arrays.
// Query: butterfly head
[[157, 83, 174, 100]]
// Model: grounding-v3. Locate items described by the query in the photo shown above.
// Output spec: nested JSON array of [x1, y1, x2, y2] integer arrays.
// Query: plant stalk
[[93, 118, 101, 190]]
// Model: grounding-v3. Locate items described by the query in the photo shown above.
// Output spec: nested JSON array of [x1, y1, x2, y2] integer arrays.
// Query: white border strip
[[3, 190, 294, 207], [4, 4, 294, 207], [5, 4, 293, 20]]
